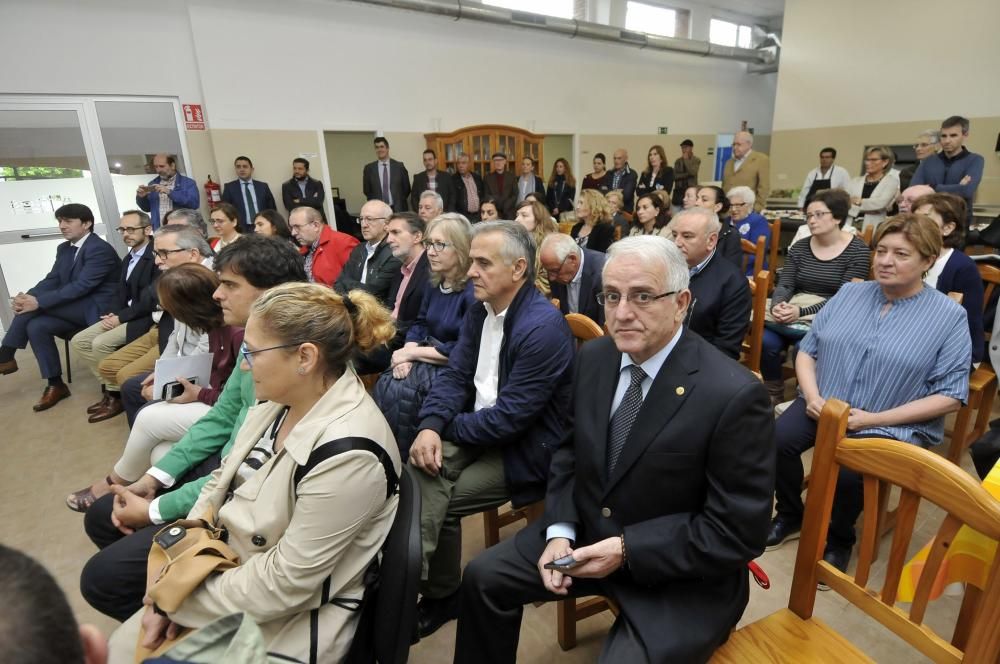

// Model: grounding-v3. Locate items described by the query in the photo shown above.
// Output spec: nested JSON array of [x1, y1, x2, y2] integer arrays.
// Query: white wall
[[772, 0, 1000, 130]]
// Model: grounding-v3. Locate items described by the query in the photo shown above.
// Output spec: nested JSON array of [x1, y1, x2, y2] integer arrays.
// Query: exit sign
[[657, 126, 669, 135]]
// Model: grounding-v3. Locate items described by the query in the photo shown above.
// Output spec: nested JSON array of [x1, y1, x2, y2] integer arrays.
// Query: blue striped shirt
[[799, 281, 970, 446]]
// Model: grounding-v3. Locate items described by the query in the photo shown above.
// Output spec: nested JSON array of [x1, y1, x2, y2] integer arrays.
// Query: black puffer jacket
[[373, 361, 441, 459]]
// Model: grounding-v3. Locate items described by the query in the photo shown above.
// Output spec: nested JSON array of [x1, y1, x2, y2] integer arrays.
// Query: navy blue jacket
[[29, 233, 119, 323], [418, 282, 575, 507], [221, 179, 278, 229], [912, 148, 984, 225], [937, 249, 985, 363], [136, 174, 200, 229]]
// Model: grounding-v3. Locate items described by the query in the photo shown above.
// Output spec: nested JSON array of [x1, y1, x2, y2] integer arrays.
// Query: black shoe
[[416, 591, 459, 639], [817, 546, 851, 591], [764, 517, 801, 551]]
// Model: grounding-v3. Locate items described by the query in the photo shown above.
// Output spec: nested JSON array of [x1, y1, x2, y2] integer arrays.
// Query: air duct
[[345, 0, 776, 65]]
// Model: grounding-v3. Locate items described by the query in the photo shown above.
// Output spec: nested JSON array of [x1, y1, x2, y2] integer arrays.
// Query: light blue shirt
[[799, 281, 970, 446], [546, 327, 685, 543]]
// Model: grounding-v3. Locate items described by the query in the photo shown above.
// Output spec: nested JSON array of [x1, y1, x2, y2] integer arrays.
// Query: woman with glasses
[[847, 145, 900, 232], [67, 264, 243, 512], [899, 130, 940, 192], [379, 214, 477, 455], [761, 188, 871, 404], [208, 203, 243, 251], [111, 283, 399, 664], [728, 185, 771, 276]]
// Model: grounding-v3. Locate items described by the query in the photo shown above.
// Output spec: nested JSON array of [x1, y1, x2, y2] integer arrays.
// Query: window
[[483, 0, 574, 20], [709, 18, 753, 49], [625, 2, 677, 38]]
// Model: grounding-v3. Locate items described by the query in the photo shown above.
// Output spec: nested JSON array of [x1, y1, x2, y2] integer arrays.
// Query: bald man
[[722, 132, 769, 213], [135, 153, 200, 229], [609, 148, 638, 211], [898, 184, 935, 213]]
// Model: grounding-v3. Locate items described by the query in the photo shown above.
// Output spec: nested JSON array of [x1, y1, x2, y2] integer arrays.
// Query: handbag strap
[[294, 436, 399, 500]]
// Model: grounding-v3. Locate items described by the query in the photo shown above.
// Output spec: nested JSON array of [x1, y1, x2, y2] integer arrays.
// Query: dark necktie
[[70, 244, 79, 263], [243, 182, 257, 223], [607, 365, 647, 474], [382, 163, 390, 203]]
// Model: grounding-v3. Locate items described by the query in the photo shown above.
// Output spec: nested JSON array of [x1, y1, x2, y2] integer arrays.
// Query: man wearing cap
[[483, 153, 518, 219], [672, 140, 701, 210]]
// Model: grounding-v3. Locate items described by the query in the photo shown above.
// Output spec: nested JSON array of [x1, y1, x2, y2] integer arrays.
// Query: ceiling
[[707, 0, 784, 21]]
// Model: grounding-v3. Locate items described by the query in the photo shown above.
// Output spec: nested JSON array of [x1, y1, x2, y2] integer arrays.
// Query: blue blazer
[[29, 233, 120, 324], [136, 174, 200, 229], [550, 248, 606, 326], [221, 179, 278, 228], [937, 249, 985, 363]]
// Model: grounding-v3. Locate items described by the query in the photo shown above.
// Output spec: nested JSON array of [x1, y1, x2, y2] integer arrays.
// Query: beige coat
[[110, 368, 400, 664], [722, 150, 771, 212]]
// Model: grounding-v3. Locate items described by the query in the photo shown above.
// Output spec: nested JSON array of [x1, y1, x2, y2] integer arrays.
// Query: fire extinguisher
[[204, 175, 222, 208]]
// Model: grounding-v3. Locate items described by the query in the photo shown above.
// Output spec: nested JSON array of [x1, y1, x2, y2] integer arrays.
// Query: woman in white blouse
[[846, 145, 900, 231]]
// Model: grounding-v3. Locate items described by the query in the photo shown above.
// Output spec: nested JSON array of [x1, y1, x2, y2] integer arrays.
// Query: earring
[[297, 367, 305, 375]]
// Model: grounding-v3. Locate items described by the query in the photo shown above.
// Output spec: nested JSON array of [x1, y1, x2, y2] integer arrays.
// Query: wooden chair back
[[767, 218, 781, 292], [790, 399, 1000, 662], [861, 224, 874, 247], [613, 224, 622, 241], [558, 221, 575, 235], [621, 211, 633, 223], [978, 264, 1000, 336], [740, 270, 769, 374], [565, 312, 604, 349], [741, 236, 766, 278]]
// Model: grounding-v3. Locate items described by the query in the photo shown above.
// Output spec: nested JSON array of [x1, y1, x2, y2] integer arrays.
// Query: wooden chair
[[483, 314, 604, 550], [741, 236, 766, 279], [740, 270, 770, 374], [613, 224, 622, 242], [558, 220, 575, 235], [767, 218, 781, 293], [713, 398, 1000, 663], [621, 211, 633, 224], [978, 263, 1000, 342], [861, 224, 874, 247]]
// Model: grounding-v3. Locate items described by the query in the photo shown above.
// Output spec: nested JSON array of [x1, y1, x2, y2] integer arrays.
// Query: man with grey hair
[[539, 233, 606, 325], [162, 207, 209, 238], [409, 220, 575, 640], [722, 131, 770, 212], [671, 207, 751, 359], [417, 190, 445, 224], [334, 199, 401, 303], [289, 206, 358, 286], [455, 235, 774, 663], [898, 184, 935, 214], [899, 130, 939, 191]]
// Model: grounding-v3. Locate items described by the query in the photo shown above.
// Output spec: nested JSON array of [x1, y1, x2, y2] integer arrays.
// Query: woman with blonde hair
[[115, 283, 400, 663], [570, 189, 615, 253], [546, 158, 576, 219], [515, 200, 560, 295], [847, 145, 900, 231]]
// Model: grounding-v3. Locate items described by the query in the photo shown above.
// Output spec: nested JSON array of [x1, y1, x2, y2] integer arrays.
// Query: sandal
[[65, 475, 114, 513]]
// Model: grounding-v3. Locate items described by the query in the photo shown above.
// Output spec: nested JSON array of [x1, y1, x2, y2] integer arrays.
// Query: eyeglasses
[[913, 143, 935, 149], [422, 240, 454, 253], [117, 225, 148, 234], [240, 341, 300, 368], [805, 210, 831, 220], [359, 216, 388, 225], [864, 157, 887, 162], [289, 222, 314, 232], [597, 291, 677, 307], [153, 248, 188, 260], [544, 253, 570, 278], [730, 202, 748, 208]]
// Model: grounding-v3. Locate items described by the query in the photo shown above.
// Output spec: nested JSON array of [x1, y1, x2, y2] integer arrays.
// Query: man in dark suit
[[0, 204, 119, 411], [483, 152, 518, 219], [334, 200, 402, 304], [410, 149, 455, 212], [609, 148, 639, 212], [539, 233, 606, 326], [454, 235, 774, 663], [280, 157, 325, 219], [671, 207, 751, 360], [220, 156, 277, 230], [453, 154, 484, 221], [363, 136, 411, 212], [71, 209, 159, 422]]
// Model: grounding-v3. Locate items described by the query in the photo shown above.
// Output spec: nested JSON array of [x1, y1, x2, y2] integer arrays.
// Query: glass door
[[0, 103, 112, 331]]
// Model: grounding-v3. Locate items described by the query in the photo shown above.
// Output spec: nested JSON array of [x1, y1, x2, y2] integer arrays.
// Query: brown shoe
[[88, 394, 123, 423], [33, 383, 71, 412], [0, 359, 17, 375], [86, 392, 111, 414]]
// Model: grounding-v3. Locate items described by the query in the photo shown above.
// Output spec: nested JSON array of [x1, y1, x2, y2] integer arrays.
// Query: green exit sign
[[657, 126, 669, 134]]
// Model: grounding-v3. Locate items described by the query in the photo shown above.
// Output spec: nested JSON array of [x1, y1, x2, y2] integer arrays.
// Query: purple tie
[[381, 163, 390, 204]]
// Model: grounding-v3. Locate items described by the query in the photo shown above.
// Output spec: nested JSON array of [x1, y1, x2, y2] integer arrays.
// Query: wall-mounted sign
[[182, 104, 205, 130]]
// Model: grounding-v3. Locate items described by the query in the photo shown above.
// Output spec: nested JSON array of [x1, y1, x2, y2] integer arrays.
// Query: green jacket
[[154, 366, 256, 521]]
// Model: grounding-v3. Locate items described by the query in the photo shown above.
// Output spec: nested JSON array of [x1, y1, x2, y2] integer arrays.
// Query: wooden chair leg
[[482, 507, 500, 548], [64, 338, 73, 383], [557, 598, 577, 650]]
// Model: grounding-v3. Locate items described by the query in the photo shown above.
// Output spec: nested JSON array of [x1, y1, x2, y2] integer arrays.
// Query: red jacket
[[302, 224, 359, 286]]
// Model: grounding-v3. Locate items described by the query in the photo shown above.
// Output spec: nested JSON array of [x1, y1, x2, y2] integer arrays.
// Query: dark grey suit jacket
[[549, 248, 606, 326], [363, 159, 411, 212]]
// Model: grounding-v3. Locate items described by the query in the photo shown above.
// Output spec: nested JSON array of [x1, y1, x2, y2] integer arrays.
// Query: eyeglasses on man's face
[[117, 225, 149, 234], [597, 291, 677, 307], [153, 248, 187, 260], [359, 216, 388, 225]]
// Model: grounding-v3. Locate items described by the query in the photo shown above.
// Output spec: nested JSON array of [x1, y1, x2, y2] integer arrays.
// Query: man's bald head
[[900, 185, 935, 213], [732, 132, 754, 159], [613, 149, 628, 170]]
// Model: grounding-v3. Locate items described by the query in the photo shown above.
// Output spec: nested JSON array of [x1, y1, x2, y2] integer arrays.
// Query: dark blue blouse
[[406, 279, 477, 356]]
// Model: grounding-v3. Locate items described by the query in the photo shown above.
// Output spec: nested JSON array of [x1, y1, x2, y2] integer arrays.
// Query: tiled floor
[[0, 347, 989, 662]]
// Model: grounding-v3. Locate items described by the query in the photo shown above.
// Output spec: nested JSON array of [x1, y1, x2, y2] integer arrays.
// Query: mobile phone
[[162, 376, 197, 400], [543, 554, 581, 571]]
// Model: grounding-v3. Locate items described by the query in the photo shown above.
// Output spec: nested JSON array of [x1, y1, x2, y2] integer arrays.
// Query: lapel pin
[[676, 386, 685, 396]]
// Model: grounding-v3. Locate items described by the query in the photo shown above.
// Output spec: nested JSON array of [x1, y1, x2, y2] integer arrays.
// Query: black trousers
[[121, 371, 150, 428], [80, 454, 221, 621], [774, 398, 894, 551]]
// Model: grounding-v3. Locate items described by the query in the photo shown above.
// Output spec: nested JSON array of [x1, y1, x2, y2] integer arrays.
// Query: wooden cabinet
[[425, 125, 545, 180]]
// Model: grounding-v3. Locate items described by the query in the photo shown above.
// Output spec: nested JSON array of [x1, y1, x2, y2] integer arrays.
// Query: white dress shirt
[[473, 303, 507, 412], [567, 251, 585, 313], [797, 165, 851, 208]]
